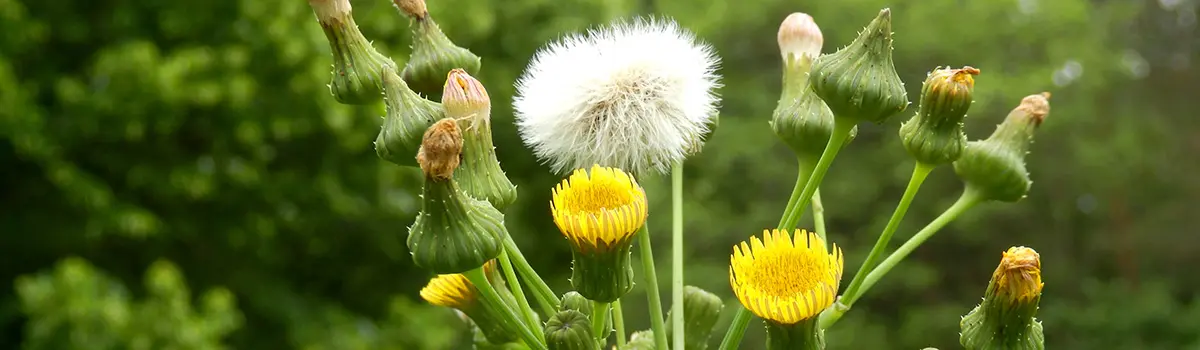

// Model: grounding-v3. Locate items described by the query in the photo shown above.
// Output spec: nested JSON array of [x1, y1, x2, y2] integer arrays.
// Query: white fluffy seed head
[[513, 17, 722, 175]]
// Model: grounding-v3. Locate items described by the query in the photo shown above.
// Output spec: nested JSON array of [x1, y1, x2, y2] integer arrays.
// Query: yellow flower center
[[551, 165, 648, 249], [729, 229, 844, 325], [993, 246, 1043, 302]]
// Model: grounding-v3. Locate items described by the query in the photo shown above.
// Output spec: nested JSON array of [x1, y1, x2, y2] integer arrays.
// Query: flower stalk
[[671, 161, 686, 350]]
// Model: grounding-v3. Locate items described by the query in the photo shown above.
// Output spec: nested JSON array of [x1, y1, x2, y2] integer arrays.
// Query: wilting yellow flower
[[730, 229, 844, 325], [551, 165, 648, 249], [991, 246, 1043, 303]]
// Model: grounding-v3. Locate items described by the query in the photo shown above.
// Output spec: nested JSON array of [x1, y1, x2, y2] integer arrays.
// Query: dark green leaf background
[[1, 0, 1196, 349]]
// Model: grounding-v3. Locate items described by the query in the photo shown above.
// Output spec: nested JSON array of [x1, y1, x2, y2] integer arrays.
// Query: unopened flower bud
[[553, 166, 647, 302], [391, 0, 427, 18], [778, 13, 823, 66], [809, 9, 909, 124], [376, 67, 442, 167], [407, 119, 506, 274], [959, 247, 1045, 350], [665, 286, 725, 350], [398, 1, 482, 99], [421, 261, 520, 345], [443, 69, 518, 211], [309, 0, 395, 105], [622, 330, 657, 350], [559, 291, 594, 318], [953, 93, 1051, 202], [545, 310, 599, 350], [899, 66, 980, 165], [771, 13, 858, 161]]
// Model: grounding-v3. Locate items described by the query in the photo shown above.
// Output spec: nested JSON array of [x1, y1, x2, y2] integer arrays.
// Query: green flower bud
[[560, 291, 594, 318], [809, 8, 909, 124], [552, 166, 648, 302], [421, 261, 520, 345], [374, 66, 441, 167], [407, 118, 504, 274], [621, 330, 657, 350], [444, 69, 518, 211], [900, 67, 980, 165], [545, 310, 599, 350], [960, 247, 1045, 350], [953, 93, 1051, 202], [764, 318, 824, 350], [771, 13, 858, 161], [396, 0, 482, 99], [309, 0, 395, 105], [665, 286, 725, 350]]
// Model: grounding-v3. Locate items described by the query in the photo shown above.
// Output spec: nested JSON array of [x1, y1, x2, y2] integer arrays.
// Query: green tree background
[[2, 0, 1197, 349]]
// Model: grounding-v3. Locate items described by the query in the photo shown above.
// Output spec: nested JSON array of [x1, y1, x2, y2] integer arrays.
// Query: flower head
[[551, 165, 647, 302], [991, 246, 1043, 303], [551, 165, 648, 249], [777, 12, 823, 63], [514, 17, 722, 175], [899, 66, 981, 165], [730, 229, 844, 325]]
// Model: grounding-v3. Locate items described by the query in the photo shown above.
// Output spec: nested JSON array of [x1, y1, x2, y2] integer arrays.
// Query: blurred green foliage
[[1, 0, 1197, 349]]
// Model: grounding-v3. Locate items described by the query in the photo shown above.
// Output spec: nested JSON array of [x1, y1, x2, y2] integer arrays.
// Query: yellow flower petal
[[729, 229, 844, 324]]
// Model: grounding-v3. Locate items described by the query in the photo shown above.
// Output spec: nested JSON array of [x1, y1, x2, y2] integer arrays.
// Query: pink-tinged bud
[[440, 70, 517, 212], [443, 69, 491, 120], [777, 13, 824, 63]]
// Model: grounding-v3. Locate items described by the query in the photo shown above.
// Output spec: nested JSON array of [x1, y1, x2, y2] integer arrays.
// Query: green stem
[[716, 306, 754, 350], [501, 234, 559, 316], [499, 249, 542, 339], [820, 187, 984, 329], [592, 301, 611, 347], [780, 121, 854, 229], [777, 161, 807, 229], [465, 268, 548, 350], [812, 189, 827, 242], [671, 161, 686, 350], [613, 299, 627, 348], [837, 162, 934, 314], [636, 225, 669, 350]]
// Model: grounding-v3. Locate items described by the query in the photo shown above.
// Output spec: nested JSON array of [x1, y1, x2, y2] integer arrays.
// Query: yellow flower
[[419, 260, 496, 309], [729, 229, 844, 325], [992, 246, 1043, 303], [551, 165, 648, 250], [417, 261, 518, 344]]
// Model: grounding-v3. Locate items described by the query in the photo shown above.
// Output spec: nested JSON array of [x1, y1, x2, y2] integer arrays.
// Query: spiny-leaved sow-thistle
[[305, 2, 1057, 348]]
